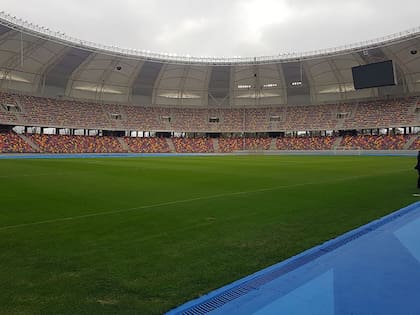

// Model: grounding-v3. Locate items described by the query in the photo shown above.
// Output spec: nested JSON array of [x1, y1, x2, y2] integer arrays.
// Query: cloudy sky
[[1, 0, 419, 57]]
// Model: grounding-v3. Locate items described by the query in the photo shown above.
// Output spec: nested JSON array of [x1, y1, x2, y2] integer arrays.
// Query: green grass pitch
[[0, 155, 417, 314]]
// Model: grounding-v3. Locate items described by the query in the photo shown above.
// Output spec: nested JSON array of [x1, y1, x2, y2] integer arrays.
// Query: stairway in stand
[[270, 138, 277, 151], [212, 138, 219, 153], [166, 138, 176, 153], [17, 134, 40, 152], [117, 138, 130, 152], [333, 136, 343, 148], [404, 134, 418, 150]]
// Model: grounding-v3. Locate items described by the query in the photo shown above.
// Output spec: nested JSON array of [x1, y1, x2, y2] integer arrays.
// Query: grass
[[0, 155, 417, 314]]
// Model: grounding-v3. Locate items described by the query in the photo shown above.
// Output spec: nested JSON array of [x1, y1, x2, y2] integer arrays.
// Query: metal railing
[[1, 11, 420, 65]]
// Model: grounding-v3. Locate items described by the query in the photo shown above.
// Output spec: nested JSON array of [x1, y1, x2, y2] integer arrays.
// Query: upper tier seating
[[1, 93, 418, 132]]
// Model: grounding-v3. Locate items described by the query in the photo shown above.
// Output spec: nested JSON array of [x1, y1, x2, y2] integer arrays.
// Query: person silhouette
[[414, 151, 420, 196]]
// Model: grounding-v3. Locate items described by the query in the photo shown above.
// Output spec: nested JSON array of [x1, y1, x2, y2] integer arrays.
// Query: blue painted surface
[[167, 202, 420, 315], [251, 270, 334, 315], [395, 217, 420, 264], [0, 151, 417, 160]]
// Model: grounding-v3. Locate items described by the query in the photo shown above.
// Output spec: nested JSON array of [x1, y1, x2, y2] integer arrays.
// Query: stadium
[[1, 4, 420, 314]]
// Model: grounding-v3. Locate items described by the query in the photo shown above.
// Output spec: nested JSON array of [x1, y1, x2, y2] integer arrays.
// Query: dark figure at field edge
[[415, 151, 420, 190]]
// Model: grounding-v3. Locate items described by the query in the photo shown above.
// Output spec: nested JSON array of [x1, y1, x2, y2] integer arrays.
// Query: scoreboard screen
[[352, 60, 396, 90]]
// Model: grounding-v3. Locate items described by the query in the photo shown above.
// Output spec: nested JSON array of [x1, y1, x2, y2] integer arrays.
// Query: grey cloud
[[1, 0, 419, 57]]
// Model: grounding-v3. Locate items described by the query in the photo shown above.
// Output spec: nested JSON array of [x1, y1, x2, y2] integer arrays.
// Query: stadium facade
[[0, 12, 419, 140]]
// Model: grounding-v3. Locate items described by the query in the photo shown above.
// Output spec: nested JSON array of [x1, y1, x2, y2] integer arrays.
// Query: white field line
[[0, 172, 67, 179], [0, 169, 409, 232]]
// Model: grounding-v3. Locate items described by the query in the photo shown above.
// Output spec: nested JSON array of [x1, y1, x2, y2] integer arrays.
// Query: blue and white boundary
[[0, 150, 418, 159], [165, 201, 420, 315]]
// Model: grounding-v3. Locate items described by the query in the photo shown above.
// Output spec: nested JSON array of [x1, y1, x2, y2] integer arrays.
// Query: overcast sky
[[1, 0, 419, 57]]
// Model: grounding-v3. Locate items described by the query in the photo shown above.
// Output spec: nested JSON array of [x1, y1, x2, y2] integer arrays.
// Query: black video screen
[[352, 60, 396, 90]]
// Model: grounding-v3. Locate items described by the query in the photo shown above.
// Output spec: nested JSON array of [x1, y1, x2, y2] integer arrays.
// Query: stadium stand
[[124, 137, 170, 153], [124, 106, 161, 131], [172, 137, 214, 153], [340, 134, 411, 150], [340, 98, 417, 130], [409, 137, 420, 150], [0, 93, 418, 132], [17, 95, 109, 129], [218, 138, 244, 153], [282, 105, 337, 131], [1, 92, 420, 154], [0, 132, 36, 153], [218, 137, 270, 153], [276, 136, 336, 150], [222, 109, 246, 132], [29, 134, 125, 153], [0, 132, 418, 154], [245, 138, 272, 150]]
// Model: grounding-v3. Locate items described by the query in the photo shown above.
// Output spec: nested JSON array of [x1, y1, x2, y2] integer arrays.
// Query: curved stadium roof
[[0, 12, 420, 106]]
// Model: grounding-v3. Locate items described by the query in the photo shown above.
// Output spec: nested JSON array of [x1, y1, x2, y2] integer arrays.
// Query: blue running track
[[167, 202, 420, 315]]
